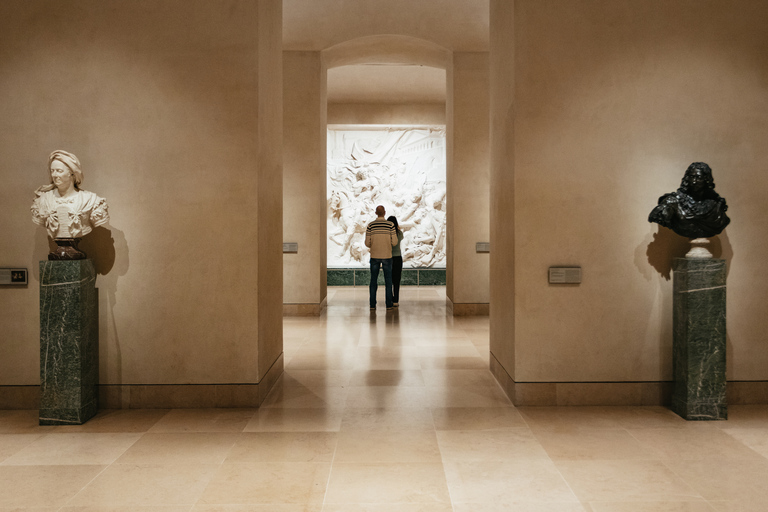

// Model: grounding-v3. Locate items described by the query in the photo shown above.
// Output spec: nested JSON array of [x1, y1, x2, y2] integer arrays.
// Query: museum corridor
[[1, 286, 768, 510]]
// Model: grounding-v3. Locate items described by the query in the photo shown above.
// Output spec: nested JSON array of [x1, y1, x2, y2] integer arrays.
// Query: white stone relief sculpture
[[328, 126, 446, 268], [31, 151, 109, 259]]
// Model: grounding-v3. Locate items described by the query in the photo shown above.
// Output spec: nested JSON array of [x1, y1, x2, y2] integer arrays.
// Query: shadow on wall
[[641, 226, 733, 281], [80, 226, 129, 391]]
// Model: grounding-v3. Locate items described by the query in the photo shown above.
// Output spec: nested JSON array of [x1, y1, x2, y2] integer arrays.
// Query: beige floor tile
[[69, 463, 217, 507], [147, 408, 255, 433], [283, 370, 353, 388], [627, 426, 765, 461], [443, 459, 579, 503], [453, 504, 587, 512], [2, 433, 141, 465], [720, 428, 768, 458], [51, 409, 171, 433], [0, 411, 58, 434], [335, 430, 441, 462], [661, 457, 768, 502], [421, 369, 499, 387], [358, 335, 417, 347], [225, 432, 337, 463], [193, 505, 322, 512], [354, 345, 422, 358], [0, 465, 105, 508], [344, 386, 432, 408], [427, 385, 512, 408], [0, 507, 61, 512], [0, 508, 65, 512], [437, 429, 549, 461], [261, 384, 349, 409], [245, 408, 344, 432], [340, 407, 435, 431], [556, 460, 703, 502], [115, 433, 239, 464], [534, 428, 665, 461], [198, 462, 330, 505], [324, 462, 451, 504], [588, 503, 717, 511], [348, 369, 425, 386], [716, 406, 768, 428], [709, 500, 768, 512], [601, 407, 689, 429], [431, 407, 527, 430], [0, 433, 44, 462], [285, 357, 357, 371], [323, 505, 453, 512], [518, 407, 632, 430], [61, 507, 191, 512], [414, 345, 482, 358], [353, 356, 423, 370], [418, 357, 488, 370]]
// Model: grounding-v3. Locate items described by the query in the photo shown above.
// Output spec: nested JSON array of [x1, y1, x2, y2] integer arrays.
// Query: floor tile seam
[[575, 457, 709, 502], [320, 424, 342, 511], [537, 444, 583, 505], [56, 462, 113, 510], [625, 427, 768, 462]]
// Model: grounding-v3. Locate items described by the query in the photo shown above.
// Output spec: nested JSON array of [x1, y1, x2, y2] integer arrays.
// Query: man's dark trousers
[[369, 258, 393, 308]]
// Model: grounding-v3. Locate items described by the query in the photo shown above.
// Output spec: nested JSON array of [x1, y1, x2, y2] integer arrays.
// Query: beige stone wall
[[505, 0, 768, 388], [327, 103, 446, 125], [447, 53, 491, 308], [0, 1, 282, 394], [283, 51, 327, 307], [489, 0, 516, 381]]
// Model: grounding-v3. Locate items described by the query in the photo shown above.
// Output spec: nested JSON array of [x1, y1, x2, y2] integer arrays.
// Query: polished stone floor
[[2, 286, 768, 511]]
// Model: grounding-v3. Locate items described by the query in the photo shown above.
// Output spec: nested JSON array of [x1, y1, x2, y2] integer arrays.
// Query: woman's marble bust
[[31, 150, 109, 239]]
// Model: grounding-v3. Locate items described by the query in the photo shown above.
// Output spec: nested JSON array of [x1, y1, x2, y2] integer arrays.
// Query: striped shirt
[[365, 217, 398, 259]]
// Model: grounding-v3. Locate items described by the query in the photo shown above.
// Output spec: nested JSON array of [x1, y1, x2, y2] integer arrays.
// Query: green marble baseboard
[[328, 268, 446, 286], [39, 260, 99, 425], [671, 258, 727, 421]]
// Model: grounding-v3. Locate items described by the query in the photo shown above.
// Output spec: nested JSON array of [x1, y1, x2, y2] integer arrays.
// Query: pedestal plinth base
[[671, 258, 727, 420], [39, 260, 98, 425]]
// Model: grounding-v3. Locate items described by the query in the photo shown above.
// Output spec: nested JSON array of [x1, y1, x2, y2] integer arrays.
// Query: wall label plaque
[[283, 243, 299, 253], [549, 267, 581, 284], [0, 268, 28, 285]]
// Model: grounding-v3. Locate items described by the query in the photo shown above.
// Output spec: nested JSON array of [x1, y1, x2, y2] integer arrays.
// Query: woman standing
[[387, 215, 404, 307]]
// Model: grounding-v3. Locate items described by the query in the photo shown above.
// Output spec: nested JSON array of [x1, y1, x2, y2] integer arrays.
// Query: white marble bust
[[31, 150, 109, 239]]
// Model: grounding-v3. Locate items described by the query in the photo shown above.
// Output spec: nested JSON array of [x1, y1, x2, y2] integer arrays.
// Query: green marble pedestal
[[671, 258, 727, 420], [39, 260, 98, 425]]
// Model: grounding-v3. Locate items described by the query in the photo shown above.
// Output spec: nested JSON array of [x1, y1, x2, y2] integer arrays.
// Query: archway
[[322, 36, 451, 305]]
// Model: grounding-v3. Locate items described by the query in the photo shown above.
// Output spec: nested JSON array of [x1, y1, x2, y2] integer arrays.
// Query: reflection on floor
[[2, 286, 768, 511]]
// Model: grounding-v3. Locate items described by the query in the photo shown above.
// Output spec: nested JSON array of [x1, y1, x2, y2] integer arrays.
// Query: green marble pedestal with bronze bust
[[671, 258, 727, 420], [39, 260, 98, 425]]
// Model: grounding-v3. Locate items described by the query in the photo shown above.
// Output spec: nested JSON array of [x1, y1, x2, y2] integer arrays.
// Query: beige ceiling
[[283, 0, 489, 52], [327, 64, 446, 104], [283, 1, 481, 105]]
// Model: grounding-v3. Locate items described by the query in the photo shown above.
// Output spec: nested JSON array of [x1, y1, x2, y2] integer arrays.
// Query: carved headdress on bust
[[31, 150, 109, 259]]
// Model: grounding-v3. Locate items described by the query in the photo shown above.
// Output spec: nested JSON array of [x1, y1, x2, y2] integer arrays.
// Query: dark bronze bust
[[648, 162, 730, 239]]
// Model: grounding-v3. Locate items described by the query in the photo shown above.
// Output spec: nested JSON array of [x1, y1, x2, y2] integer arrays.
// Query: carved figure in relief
[[31, 150, 109, 259], [648, 162, 730, 239], [327, 127, 446, 268]]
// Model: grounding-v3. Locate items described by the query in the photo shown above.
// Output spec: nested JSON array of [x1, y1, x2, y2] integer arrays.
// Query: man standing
[[365, 205, 398, 310]]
